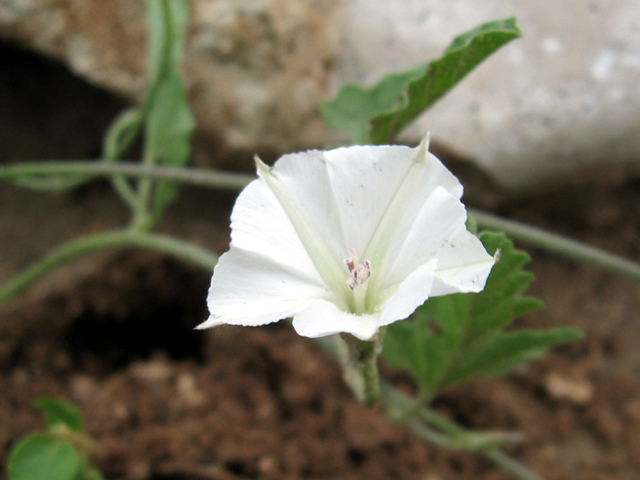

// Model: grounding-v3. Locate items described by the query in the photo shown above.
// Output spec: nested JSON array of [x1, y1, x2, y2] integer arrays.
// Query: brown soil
[[2, 42, 640, 480]]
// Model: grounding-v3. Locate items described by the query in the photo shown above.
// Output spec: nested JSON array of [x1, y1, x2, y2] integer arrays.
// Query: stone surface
[[0, 0, 340, 158], [1, 0, 640, 190], [335, 0, 640, 190]]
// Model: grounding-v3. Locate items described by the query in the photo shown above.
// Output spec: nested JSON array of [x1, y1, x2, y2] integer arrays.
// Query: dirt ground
[[1, 42, 640, 480]]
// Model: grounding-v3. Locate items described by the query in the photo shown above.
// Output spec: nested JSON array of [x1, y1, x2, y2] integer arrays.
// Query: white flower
[[198, 136, 495, 341]]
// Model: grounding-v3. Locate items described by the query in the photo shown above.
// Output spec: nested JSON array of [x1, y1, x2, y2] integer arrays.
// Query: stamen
[[344, 249, 372, 315], [345, 248, 372, 291]]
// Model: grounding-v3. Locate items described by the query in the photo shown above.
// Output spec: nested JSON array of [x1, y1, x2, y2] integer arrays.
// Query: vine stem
[[0, 161, 253, 191], [0, 230, 218, 307], [131, 0, 180, 232], [0, 161, 620, 480], [1, 161, 640, 282], [336, 333, 383, 406], [315, 337, 547, 480], [471, 210, 640, 281], [380, 383, 546, 480]]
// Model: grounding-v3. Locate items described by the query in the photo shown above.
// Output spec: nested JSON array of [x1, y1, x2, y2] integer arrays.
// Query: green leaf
[[321, 64, 427, 144], [383, 311, 459, 393], [33, 397, 83, 433], [462, 232, 543, 338], [146, 71, 196, 218], [145, 0, 196, 220], [445, 327, 582, 385], [82, 465, 106, 480], [7, 433, 81, 480], [321, 18, 522, 144], [383, 232, 581, 396], [97, 0, 195, 227]]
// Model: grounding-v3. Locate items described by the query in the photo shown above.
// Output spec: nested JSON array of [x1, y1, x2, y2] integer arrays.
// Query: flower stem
[[406, 416, 545, 480], [0, 230, 218, 307], [381, 383, 546, 480], [361, 344, 381, 405], [334, 333, 383, 406], [318, 341, 545, 480], [102, 108, 144, 208]]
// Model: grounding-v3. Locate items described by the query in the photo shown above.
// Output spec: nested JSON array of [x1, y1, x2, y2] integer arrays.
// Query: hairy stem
[[130, 0, 176, 232], [472, 210, 640, 282], [0, 230, 217, 307], [317, 340, 546, 480], [0, 161, 253, 191], [334, 334, 382, 406], [381, 383, 546, 480]]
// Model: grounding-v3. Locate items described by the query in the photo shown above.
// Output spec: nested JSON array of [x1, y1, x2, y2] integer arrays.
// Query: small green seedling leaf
[[7, 398, 104, 480], [383, 232, 582, 396], [33, 397, 84, 433], [321, 17, 522, 144], [7, 433, 81, 480]]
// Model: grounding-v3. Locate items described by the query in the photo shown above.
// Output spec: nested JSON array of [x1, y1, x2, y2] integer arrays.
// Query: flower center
[[345, 248, 371, 315]]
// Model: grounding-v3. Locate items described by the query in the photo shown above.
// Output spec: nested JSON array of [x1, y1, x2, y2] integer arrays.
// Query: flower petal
[[230, 179, 317, 275], [253, 154, 350, 300], [379, 259, 438, 327], [198, 247, 330, 329], [203, 139, 494, 340], [324, 136, 463, 260], [381, 186, 467, 286], [293, 259, 439, 340], [379, 186, 494, 297], [430, 232, 497, 296], [292, 300, 381, 340]]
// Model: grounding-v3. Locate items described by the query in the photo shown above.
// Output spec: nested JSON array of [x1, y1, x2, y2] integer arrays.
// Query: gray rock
[[0, 0, 340, 159], [2, 0, 639, 190], [335, 0, 640, 190]]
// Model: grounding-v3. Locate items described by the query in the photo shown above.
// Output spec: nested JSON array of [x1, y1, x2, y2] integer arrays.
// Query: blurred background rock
[[1, 0, 639, 191]]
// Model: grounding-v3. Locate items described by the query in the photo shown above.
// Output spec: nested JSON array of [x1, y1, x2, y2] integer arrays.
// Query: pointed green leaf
[[443, 327, 583, 386], [383, 232, 580, 396], [466, 232, 544, 338], [147, 71, 196, 218], [383, 315, 433, 385], [32, 397, 83, 433], [321, 64, 427, 144], [7, 433, 81, 480], [321, 18, 522, 144], [384, 294, 471, 393]]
